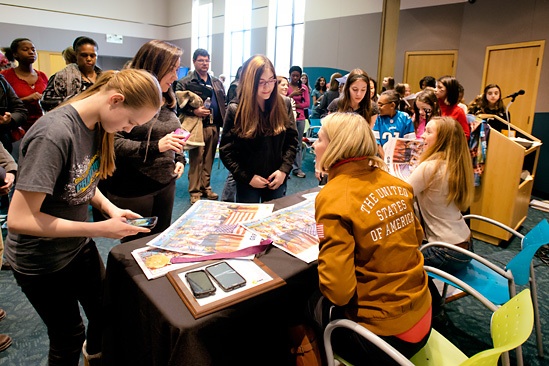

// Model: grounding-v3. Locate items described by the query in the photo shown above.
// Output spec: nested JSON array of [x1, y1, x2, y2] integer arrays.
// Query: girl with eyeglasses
[[412, 88, 440, 138], [220, 55, 297, 203]]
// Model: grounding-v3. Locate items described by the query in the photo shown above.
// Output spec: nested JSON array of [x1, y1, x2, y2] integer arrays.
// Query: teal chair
[[323, 268, 534, 366], [420, 217, 549, 365]]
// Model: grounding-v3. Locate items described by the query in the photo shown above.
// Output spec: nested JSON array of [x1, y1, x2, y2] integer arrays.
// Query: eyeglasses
[[420, 108, 432, 115], [377, 101, 392, 107], [195, 59, 210, 64], [258, 78, 277, 87]]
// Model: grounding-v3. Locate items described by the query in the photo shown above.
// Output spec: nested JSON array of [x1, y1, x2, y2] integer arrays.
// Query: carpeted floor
[[0, 149, 548, 365]]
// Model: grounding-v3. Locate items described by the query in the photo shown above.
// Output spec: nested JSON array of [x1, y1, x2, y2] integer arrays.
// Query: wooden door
[[36, 51, 66, 78], [482, 41, 545, 133], [403, 51, 457, 93]]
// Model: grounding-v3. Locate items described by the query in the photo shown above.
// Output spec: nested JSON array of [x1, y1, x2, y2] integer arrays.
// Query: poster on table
[[240, 198, 319, 263], [132, 201, 274, 279]]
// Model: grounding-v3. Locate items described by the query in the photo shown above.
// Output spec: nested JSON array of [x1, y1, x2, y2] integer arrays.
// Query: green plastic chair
[[411, 288, 534, 366], [421, 217, 548, 364]]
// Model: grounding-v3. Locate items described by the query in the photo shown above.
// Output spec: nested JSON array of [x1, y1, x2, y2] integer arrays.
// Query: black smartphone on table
[[205, 261, 247, 292], [185, 270, 216, 298], [126, 216, 158, 229]]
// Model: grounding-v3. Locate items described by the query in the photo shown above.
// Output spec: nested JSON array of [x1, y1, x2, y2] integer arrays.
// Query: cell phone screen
[[126, 217, 158, 228], [205, 262, 246, 292], [185, 270, 216, 298]]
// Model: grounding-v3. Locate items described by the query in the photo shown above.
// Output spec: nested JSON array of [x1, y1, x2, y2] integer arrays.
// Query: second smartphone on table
[[205, 261, 246, 292]]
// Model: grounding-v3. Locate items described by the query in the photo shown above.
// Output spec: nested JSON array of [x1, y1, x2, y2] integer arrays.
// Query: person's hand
[[315, 170, 325, 182], [0, 112, 12, 125], [249, 174, 270, 189], [96, 216, 151, 239], [193, 106, 211, 118], [290, 88, 303, 97], [267, 170, 286, 190], [104, 206, 142, 220], [158, 132, 187, 153], [22, 92, 42, 102], [174, 162, 185, 179], [0, 172, 15, 195]]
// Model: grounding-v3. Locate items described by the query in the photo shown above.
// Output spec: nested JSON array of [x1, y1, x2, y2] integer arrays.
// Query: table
[[102, 190, 319, 366]]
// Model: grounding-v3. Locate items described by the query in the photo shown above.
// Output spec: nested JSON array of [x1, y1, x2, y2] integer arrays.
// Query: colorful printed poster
[[384, 137, 424, 181], [146, 200, 274, 255], [240, 199, 319, 263]]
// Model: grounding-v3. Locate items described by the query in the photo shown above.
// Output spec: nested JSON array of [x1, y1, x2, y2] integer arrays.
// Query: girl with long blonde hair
[[5, 68, 162, 365], [311, 112, 431, 364], [408, 116, 474, 272]]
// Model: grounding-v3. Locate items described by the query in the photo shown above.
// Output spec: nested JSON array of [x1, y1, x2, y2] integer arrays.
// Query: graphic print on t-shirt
[[63, 153, 100, 205]]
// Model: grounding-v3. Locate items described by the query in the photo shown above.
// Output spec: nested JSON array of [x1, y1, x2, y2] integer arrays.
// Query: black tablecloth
[[102, 190, 319, 366]]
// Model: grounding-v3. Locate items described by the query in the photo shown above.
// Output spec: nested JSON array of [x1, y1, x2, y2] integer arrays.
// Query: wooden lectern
[[470, 114, 542, 245]]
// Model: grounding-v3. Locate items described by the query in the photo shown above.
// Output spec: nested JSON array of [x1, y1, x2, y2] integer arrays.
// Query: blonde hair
[[318, 112, 385, 172], [235, 55, 288, 138], [420, 116, 474, 210], [66, 69, 162, 178], [61, 46, 76, 65]]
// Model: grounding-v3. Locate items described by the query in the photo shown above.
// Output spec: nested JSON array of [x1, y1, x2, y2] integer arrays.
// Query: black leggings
[[13, 240, 105, 366]]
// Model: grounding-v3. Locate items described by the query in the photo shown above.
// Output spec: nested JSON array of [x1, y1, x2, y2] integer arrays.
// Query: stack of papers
[[530, 199, 549, 213]]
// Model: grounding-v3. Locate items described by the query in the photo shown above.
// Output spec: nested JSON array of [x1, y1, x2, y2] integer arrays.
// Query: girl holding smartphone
[[5, 69, 162, 365], [220, 55, 298, 203]]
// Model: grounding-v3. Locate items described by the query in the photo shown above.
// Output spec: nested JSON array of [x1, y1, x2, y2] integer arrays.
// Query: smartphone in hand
[[185, 270, 216, 298], [126, 216, 158, 229], [205, 261, 246, 292], [174, 128, 191, 142]]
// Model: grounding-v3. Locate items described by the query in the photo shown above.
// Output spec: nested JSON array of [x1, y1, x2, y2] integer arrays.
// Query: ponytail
[[65, 69, 162, 178]]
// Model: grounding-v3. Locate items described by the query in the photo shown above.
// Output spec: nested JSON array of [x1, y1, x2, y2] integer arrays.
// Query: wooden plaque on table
[[166, 258, 286, 319]]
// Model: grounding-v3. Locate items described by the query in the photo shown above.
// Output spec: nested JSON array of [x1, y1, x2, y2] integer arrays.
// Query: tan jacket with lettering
[[315, 157, 430, 336]]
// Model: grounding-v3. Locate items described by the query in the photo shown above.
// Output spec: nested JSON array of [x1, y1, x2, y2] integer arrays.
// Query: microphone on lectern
[[504, 89, 525, 99]]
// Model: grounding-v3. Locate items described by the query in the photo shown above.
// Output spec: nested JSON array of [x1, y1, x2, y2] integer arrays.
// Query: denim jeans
[[13, 240, 105, 366], [221, 173, 236, 202], [235, 181, 287, 203], [292, 119, 306, 173], [422, 241, 473, 273]]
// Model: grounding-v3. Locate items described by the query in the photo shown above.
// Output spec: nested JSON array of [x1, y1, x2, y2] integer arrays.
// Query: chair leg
[[530, 264, 544, 358], [441, 283, 449, 306], [507, 281, 524, 366]]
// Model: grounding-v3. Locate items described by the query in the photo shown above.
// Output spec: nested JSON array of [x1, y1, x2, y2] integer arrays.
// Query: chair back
[[309, 118, 322, 127], [461, 289, 534, 366], [506, 219, 549, 285]]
